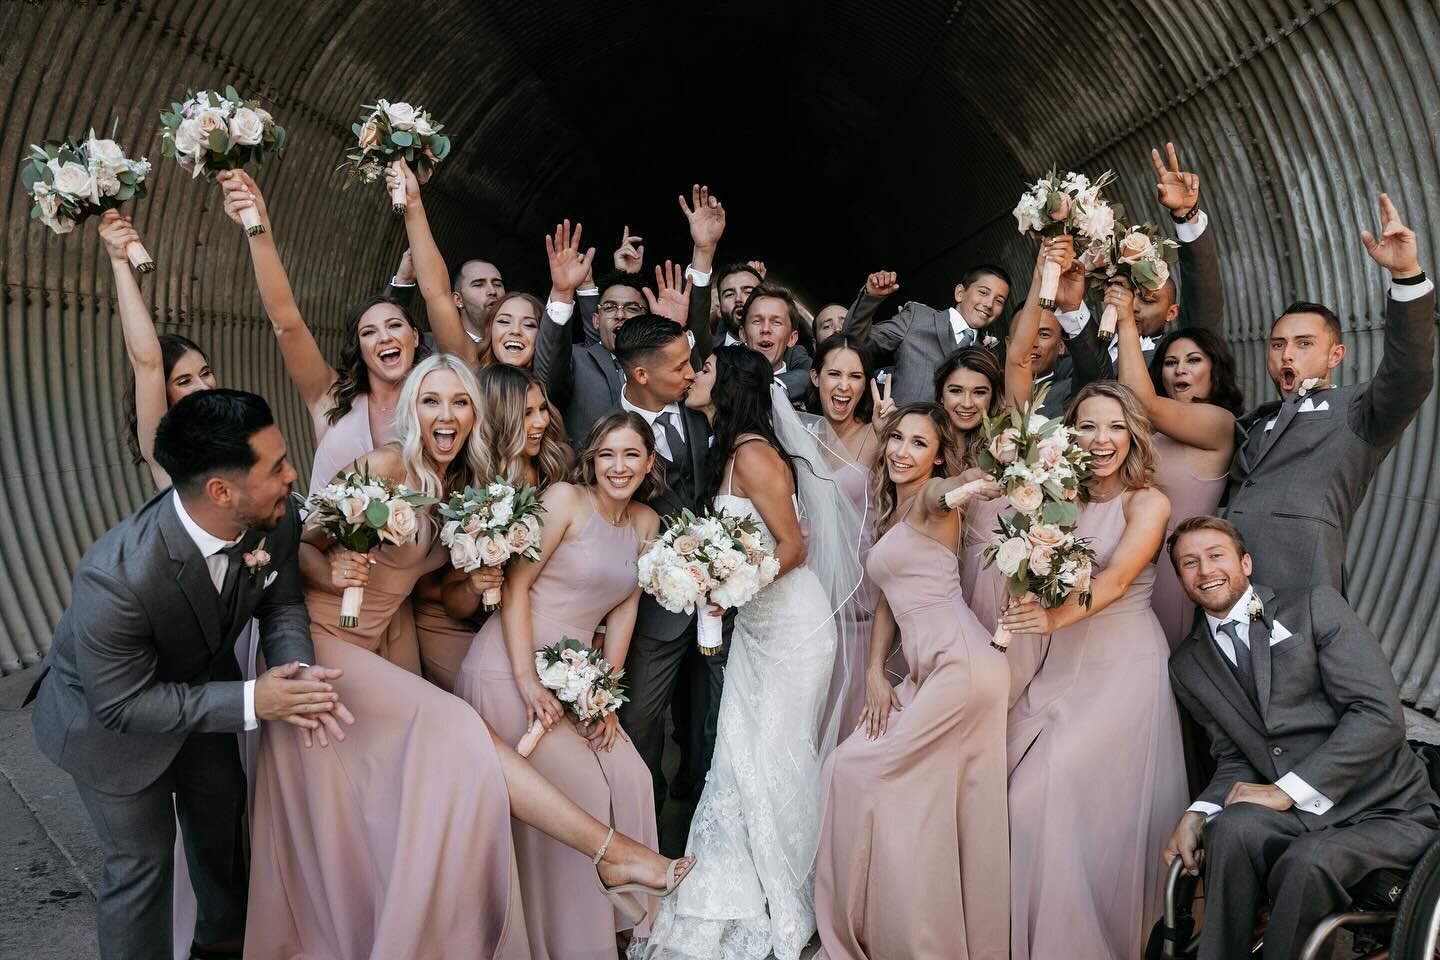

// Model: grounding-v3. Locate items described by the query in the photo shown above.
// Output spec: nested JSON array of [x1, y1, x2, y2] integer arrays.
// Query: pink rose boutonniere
[[243, 538, 271, 579]]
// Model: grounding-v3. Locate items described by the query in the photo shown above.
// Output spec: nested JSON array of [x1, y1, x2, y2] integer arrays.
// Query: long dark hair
[[326, 295, 430, 425], [931, 345, 1004, 467], [125, 333, 209, 464], [1147, 326, 1245, 415], [703, 346, 799, 501], [805, 334, 877, 423]]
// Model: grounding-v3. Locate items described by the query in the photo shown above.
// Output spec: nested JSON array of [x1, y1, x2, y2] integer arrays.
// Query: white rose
[[1029, 544, 1056, 576], [440, 519, 460, 544], [449, 533, 484, 572], [413, 113, 434, 137], [1075, 201, 1115, 242], [538, 660, 570, 691], [478, 536, 510, 567], [172, 118, 205, 158], [93, 171, 122, 198], [86, 137, 129, 175], [339, 494, 370, 525], [1118, 230, 1155, 264], [711, 564, 759, 609], [195, 106, 228, 138], [48, 159, 92, 198], [757, 555, 780, 587], [1037, 434, 1068, 467], [994, 537, 1030, 577], [1008, 483, 1044, 514], [487, 482, 509, 497], [383, 101, 418, 131], [658, 566, 702, 613], [361, 483, 388, 502], [490, 498, 513, 526], [228, 107, 265, 146], [379, 499, 418, 544]]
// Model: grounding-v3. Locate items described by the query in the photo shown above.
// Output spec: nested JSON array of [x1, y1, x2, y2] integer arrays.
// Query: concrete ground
[[4, 660, 1435, 960]]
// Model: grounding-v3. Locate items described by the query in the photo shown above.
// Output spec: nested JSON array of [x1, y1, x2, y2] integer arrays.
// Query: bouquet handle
[[516, 718, 546, 758], [1037, 257, 1061, 309], [697, 607, 724, 656], [390, 178, 407, 215], [339, 585, 364, 628], [239, 205, 266, 237], [1097, 303, 1118, 342], [125, 241, 155, 274], [992, 591, 1039, 652]]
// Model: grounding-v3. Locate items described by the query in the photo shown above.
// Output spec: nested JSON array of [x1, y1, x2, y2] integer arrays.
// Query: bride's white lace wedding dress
[[629, 486, 839, 960]]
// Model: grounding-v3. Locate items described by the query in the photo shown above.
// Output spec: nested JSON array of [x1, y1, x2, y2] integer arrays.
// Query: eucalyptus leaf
[[390, 130, 413, 148]]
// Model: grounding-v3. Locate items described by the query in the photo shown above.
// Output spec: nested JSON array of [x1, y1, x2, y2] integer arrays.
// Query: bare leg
[[489, 727, 694, 890]]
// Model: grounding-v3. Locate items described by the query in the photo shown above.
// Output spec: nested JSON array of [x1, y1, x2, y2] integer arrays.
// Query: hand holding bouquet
[[1082, 221, 1179, 341], [159, 86, 285, 235], [1013, 168, 1118, 308], [977, 383, 1097, 651], [637, 507, 781, 655], [23, 128, 154, 271], [437, 480, 544, 611], [307, 468, 437, 627], [515, 637, 629, 757], [341, 99, 451, 213]]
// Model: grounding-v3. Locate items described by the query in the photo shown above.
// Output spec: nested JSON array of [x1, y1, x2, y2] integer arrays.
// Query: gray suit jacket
[[32, 490, 313, 795], [1224, 288, 1436, 592], [1170, 584, 1437, 828], [844, 294, 962, 404]]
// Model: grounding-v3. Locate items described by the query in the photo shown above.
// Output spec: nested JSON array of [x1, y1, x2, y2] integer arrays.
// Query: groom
[[1161, 516, 1438, 960], [29, 390, 352, 960]]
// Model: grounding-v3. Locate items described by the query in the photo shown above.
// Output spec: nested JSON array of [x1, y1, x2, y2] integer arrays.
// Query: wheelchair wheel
[[1390, 837, 1440, 959]]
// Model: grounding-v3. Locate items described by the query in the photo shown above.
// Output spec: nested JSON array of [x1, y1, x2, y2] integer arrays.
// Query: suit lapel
[[1248, 585, 1277, 719], [1189, 618, 1266, 733], [1254, 396, 1299, 465], [683, 407, 709, 494], [932, 306, 956, 350], [159, 500, 225, 655], [587, 343, 623, 401]]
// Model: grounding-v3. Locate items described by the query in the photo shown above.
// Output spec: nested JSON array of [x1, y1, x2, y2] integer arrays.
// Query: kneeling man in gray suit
[[1162, 516, 1439, 960], [29, 390, 352, 960]]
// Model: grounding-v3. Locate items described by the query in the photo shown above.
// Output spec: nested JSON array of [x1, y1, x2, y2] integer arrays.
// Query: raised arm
[[1005, 237, 1074, 408], [1151, 142, 1223, 336], [1351, 193, 1436, 446], [533, 220, 595, 402], [382, 248, 418, 310], [387, 160, 479, 367], [218, 171, 337, 422], [843, 271, 905, 352], [1112, 282, 1235, 454], [1053, 262, 1114, 391], [680, 185, 723, 357], [98, 212, 170, 488]]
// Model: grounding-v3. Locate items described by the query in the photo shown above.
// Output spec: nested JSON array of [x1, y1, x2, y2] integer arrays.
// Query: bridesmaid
[[1000, 381, 1188, 960], [218, 160, 476, 494], [1110, 283, 1240, 649], [452, 412, 663, 959], [479, 292, 544, 368], [247, 355, 691, 960], [815, 402, 1009, 960]]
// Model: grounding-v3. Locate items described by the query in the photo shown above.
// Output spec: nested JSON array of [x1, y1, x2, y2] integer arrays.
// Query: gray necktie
[[1218, 620, 1259, 704], [656, 411, 688, 465], [956, 327, 975, 348]]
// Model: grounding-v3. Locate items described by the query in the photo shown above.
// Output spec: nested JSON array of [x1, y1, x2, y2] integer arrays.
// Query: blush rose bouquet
[[975, 382, 1095, 650], [1013, 168, 1119, 308], [159, 86, 285, 234], [23, 128, 154, 270], [307, 467, 437, 627], [340, 99, 451, 213], [515, 637, 629, 757], [437, 480, 544, 611], [1081, 220, 1180, 341]]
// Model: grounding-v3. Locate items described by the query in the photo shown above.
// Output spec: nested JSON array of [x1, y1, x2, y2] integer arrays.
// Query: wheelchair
[[1146, 742, 1440, 960]]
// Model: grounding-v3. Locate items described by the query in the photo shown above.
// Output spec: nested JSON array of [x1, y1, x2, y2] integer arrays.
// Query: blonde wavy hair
[[1064, 381, 1158, 493], [393, 353, 487, 499], [870, 402, 965, 538], [474, 364, 574, 492]]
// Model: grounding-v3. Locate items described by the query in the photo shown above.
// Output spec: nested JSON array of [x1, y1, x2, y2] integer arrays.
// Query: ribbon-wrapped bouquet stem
[[1013, 168, 1118, 308], [1082, 221, 1180, 341], [515, 637, 629, 757]]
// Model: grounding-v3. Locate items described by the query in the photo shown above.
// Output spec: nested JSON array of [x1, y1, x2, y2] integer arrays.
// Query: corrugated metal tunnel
[[1, 1, 1437, 702]]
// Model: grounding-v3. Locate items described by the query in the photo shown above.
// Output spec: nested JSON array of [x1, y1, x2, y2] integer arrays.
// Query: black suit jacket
[[633, 405, 713, 640]]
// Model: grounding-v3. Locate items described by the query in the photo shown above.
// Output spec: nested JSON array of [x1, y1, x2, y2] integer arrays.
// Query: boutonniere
[[243, 538, 271, 579], [1297, 377, 1332, 398], [1247, 592, 1265, 622], [982, 334, 999, 349]]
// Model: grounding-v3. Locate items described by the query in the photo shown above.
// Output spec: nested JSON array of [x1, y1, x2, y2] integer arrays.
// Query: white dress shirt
[[172, 493, 258, 731], [1187, 585, 1329, 818], [946, 307, 977, 346], [1053, 300, 1154, 363], [621, 389, 684, 461]]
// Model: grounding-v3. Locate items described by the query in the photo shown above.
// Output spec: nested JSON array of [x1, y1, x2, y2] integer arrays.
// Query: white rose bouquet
[[307, 467, 437, 627], [1013, 168, 1118, 308], [976, 382, 1095, 650], [159, 86, 285, 235], [637, 507, 781, 655], [437, 479, 544, 612], [23, 128, 155, 271], [1081, 220, 1180, 341], [341, 99, 451, 213], [515, 637, 629, 757]]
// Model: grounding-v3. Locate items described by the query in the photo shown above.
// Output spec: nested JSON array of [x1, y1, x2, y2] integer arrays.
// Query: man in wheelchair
[[1160, 516, 1440, 960]]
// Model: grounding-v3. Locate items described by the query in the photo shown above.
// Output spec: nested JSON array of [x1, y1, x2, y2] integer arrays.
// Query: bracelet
[[1171, 203, 1201, 224], [1392, 271, 1428, 286]]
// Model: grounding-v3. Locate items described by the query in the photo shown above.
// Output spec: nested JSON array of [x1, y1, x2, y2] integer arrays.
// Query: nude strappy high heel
[[591, 827, 693, 924]]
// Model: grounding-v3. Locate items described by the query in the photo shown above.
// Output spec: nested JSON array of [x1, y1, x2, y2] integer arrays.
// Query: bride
[[631, 345, 864, 960]]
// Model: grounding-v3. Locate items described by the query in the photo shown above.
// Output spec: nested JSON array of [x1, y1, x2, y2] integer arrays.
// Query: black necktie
[[657, 410, 688, 465], [218, 542, 247, 617], [1218, 620, 1259, 705]]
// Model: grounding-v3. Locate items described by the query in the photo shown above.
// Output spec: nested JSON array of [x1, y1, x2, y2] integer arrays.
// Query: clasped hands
[[254, 661, 354, 748]]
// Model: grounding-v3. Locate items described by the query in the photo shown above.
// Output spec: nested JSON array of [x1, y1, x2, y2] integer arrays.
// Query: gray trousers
[[1200, 802, 1437, 960], [73, 732, 247, 960]]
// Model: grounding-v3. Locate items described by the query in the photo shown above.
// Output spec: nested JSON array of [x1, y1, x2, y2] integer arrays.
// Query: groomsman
[[738, 282, 812, 404], [843, 264, 1011, 403], [385, 249, 506, 348], [716, 261, 814, 396], [28, 391, 351, 960], [1162, 516, 1438, 960], [1224, 193, 1435, 593]]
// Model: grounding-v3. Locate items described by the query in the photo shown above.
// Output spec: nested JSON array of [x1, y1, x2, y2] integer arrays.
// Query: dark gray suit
[[843, 294, 977, 404], [1170, 584, 1438, 960], [31, 490, 312, 960], [1224, 286, 1436, 592]]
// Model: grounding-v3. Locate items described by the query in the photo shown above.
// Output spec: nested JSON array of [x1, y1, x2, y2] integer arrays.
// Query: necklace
[[1088, 484, 1124, 503], [589, 489, 628, 527]]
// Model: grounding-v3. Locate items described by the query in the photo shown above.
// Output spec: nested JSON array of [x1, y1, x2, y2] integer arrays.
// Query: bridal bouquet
[[515, 637, 629, 757], [638, 507, 780, 655], [1012, 168, 1118, 308], [1082, 221, 1179, 341], [341, 99, 451, 213], [307, 468, 437, 627], [159, 86, 286, 234], [23, 129, 154, 271], [437, 480, 544, 611], [976, 382, 1096, 651]]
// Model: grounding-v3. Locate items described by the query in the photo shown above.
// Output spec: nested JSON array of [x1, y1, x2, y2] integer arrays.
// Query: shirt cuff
[[389, 277, 416, 288], [1187, 800, 1222, 819], [1055, 300, 1091, 337], [685, 264, 712, 287], [1276, 772, 1333, 815], [577, 285, 599, 298], [545, 299, 575, 325], [1390, 276, 1435, 302], [243, 679, 258, 731], [1174, 210, 1209, 243]]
